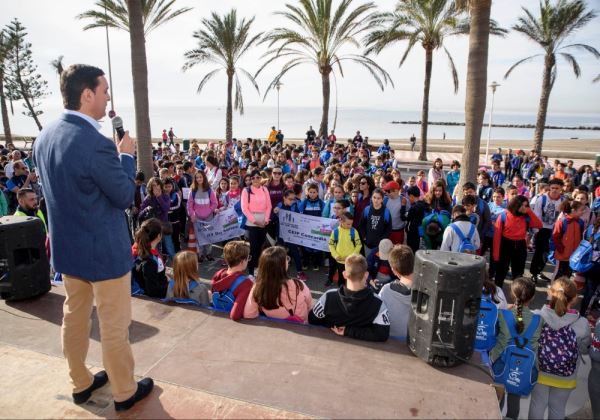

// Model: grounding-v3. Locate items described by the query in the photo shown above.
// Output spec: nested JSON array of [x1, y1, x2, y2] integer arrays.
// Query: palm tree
[[505, 0, 599, 155], [366, 0, 505, 161], [455, 0, 492, 196], [183, 10, 262, 142], [0, 30, 12, 146], [594, 74, 600, 82], [78, 0, 191, 179], [50, 55, 65, 77], [257, 0, 393, 138], [77, 0, 192, 36]]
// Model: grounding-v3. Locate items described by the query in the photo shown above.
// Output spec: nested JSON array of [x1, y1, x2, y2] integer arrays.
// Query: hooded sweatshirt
[[552, 214, 584, 261], [534, 305, 591, 388], [243, 279, 313, 322], [378, 280, 411, 338], [440, 216, 481, 253], [210, 268, 253, 321], [308, 286, 390, 342], [360, 205, 392, 249]]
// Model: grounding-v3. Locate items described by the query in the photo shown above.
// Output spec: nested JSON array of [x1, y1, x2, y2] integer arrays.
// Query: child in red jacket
[[552, 200, 585, 279], [211, 241, 253, 321]]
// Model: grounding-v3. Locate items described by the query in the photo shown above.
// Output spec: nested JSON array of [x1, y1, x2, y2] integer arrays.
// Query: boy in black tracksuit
[[308, 254, 390, 342], [401, 186, 428, 254]]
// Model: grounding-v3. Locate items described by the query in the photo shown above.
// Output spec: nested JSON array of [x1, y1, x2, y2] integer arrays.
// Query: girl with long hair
[[166, 250, 210, 305], [187, 170, 218, 262], [492, 195, 543, 287], [204, 155, 222, 190], [353, 175, 375, 230], [140, 177, 174, 259], [552, 200, 585, 279], [490, 277, 542, 420], [529, 277, 591, 420], [424, 180, 452, 213], [241, 169, 272, 275], [132, 218, 168, 298], [427, 158, 446, 188], [243, 246, 313, 322]]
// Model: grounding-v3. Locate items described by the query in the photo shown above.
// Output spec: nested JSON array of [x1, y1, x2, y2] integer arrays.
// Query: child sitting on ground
[[132, 218, 168, 298], [367, 238, 397, 291], [327, 211, 362, 287], [210, 241, 254, 321], [166, 250, 210, 305], [378, 245, 414, 339], [308, 254, 390, 342]]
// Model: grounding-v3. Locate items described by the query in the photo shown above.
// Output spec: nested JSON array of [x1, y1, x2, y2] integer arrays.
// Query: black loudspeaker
[[0, 216, 50, 301], [408, 250, 485, 367]]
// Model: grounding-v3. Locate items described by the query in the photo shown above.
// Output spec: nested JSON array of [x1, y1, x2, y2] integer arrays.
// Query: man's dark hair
[[461, 195, 477, 206], [407, 186, 421, 198], [135, 171, 145, 182], [548, 178, 564, 187], [462, 182, 476, 191], [61, 64, 105, 110], [17, 188, 35, 199], [182, 161, 193, 171]]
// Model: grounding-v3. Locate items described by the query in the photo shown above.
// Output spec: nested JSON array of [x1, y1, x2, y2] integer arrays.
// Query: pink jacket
[[243, 279, 313, 322], [241, 185, 272, 225], [187, 188, 217, 220]]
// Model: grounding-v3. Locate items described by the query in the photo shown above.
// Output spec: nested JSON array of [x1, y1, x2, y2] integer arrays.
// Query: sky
[[3, 0, 600, 130]]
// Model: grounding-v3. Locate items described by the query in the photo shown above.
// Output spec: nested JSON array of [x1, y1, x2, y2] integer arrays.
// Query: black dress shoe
[[114, 377, 154, 412], [73, 370, 109, 405]]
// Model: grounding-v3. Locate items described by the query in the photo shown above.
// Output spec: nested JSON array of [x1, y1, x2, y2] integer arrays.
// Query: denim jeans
[[162, 234, 175, 258]]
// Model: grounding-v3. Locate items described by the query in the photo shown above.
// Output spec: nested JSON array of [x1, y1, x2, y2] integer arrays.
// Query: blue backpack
[[419, 209, 451, 238], [570, 225, 600, 272], [362, 205, 391, 225], [332, 226, 359, 248], [233, 187, 252, 230], [163, 280, 203, 305], [212, 274, 247, 311], [548, 218, 584, 265], [475, 292, 499, 351], [450, 223, 477, 253], [492, 310, 541, 396]]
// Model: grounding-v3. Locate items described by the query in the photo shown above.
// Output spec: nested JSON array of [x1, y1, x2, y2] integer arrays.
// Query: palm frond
[[234, 73, 244, 114], [593, 74, 599, 83], [559, 42, 600, 59], [504, 54, 543, 79], [559, 52, 581, 77], [443, 46, 459, 93], [194, 68, 221, 94]]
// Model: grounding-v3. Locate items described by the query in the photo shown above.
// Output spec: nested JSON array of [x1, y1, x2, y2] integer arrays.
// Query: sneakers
[[72, 370, 108, 405], [297, 271, 308, 281], [539, 273, 551, 282], [114, 377, 154, 412], [312, 265, 320, 271], [302, 263, 309, 271]]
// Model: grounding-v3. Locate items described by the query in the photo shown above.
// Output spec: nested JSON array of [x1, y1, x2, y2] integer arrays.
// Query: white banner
[[194, 207, 245, 245], [278, 210, 339, 252]]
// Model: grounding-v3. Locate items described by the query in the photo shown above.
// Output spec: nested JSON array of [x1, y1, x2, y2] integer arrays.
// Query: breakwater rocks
[[390, 121, 600, 131]]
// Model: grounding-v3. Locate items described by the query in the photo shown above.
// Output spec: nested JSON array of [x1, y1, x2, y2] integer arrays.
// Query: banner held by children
[[194, 207, 245, 245], [278, 209, 339, 252]]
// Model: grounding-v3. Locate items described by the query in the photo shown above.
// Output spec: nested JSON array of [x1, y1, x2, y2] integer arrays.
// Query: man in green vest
[[13, 188, 47, 232]]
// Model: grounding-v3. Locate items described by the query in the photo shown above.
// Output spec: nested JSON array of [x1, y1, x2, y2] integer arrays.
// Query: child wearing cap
[[367, 238, 397, 291], [401, 186, 428, 254], [309, 254, 390, 342], [378, 245, 414, 339], [384, 181, 408, 245]]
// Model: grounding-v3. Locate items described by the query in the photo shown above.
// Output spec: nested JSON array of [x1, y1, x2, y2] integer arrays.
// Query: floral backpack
[[538, 317, 579, 377]]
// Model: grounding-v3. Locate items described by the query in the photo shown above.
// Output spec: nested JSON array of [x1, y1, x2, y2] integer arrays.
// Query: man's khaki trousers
[[62, 273, 137, 402]]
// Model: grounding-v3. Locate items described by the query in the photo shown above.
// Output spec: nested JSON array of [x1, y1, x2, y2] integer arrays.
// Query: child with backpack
[[165, 250, 210, 305], [132, 218, 168, 298], [440, 205, 480, 253], [210, 241, 253, 321], [359, 188, 392, 257], [274, 189, 306, 281], [462, 182, 491, 244], [481, 187, 506, 278], [188, 170, 218, 262], [328, 212, 362, 287], [475, 274, 508, 352], [490, 277, 543, 420], [477, 171, 494, 203], [579, 219, 600, 316], [552, 200, 585, 279], [298, 183, 326, 271], [528, 277, 591, 420]]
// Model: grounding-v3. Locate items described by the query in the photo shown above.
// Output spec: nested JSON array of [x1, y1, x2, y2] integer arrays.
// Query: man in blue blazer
[[33, 65, 153, 411]]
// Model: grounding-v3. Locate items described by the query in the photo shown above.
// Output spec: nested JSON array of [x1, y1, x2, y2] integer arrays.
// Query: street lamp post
[[485, 81, 500, 166], [104, 3, 116, 142], [275, 81, 283, 130]]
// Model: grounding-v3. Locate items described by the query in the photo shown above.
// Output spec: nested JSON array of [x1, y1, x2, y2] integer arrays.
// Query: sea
[[7, 105, 600, 142]]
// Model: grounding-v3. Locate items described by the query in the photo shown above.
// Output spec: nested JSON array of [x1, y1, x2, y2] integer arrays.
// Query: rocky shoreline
[[390, 120, 600, 131]]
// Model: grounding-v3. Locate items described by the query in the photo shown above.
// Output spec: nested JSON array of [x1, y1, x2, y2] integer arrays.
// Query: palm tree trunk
[[0, 72, 12, 146], [225, 71, 233, 142], [533, 54, 555, 155], [457, 0, 491, 198], [419, 48, 433, 161], [319, 69, 331, 139], [127, 0, 153, 179]]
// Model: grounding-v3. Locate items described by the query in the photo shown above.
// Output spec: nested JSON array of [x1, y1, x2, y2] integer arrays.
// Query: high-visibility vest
[[14, 208, 47, 232]]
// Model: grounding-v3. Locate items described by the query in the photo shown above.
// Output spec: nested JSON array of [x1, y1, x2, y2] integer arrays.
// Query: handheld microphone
[[111, 116, 126, 140]]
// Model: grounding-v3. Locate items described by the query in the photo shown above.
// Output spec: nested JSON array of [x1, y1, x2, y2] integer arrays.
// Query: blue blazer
[[33, 113, 136, 281]]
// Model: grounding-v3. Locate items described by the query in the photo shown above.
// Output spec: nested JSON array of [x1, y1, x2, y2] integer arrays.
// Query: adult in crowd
[[13, 188, 47, 231], [353, 175, 375, 230], [6, 160, 34, 213], [33, 64, 153, 411], [241, 169, 272, 276]]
